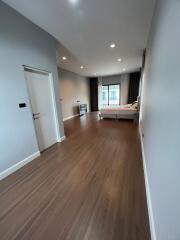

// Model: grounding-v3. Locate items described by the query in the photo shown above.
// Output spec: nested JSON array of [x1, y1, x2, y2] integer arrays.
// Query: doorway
[[24, 67, 60, 152]]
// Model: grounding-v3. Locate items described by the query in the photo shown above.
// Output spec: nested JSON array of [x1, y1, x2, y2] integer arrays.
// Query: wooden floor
[[0, 113, 150, 240]]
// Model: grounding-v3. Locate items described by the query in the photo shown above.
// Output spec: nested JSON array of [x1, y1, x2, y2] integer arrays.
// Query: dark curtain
[[128, 72, 141, 103], [89, 78, 98, 111]]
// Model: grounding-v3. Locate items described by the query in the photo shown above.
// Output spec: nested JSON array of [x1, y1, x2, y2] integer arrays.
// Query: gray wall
[[0, 2, 64, 173], [140, 0, 180, 239], [102, 74, 130, 105], [58, 68, 90, 120]]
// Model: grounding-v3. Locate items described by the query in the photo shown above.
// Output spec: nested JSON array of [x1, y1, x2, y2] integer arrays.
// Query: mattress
[[99, 106, 137, 116]]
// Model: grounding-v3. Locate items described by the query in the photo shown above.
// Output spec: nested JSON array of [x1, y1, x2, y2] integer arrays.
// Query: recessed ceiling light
[[80, 66, 84, 69], [69, 0, 78, 5], [123, 68, 126, 71], [110, 43, 116, 48], [62, 56, 67, 60], [117, 58, 122, 62]]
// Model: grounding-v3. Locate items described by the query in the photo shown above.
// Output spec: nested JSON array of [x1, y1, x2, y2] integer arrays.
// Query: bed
[[99, 102, 139, 121]]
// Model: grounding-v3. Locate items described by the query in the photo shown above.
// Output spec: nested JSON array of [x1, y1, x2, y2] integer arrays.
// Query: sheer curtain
[[120, 74, 130, 105], [98, 74, 130, 108]]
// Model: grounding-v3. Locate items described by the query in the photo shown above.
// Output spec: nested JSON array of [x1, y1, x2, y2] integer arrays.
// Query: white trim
[[63, 114, 79, 121], [139, 125, 157, 240], [23, 66, 61, 146], [0, 151, 40, 181], [23, 65, 50, 74], [49, 73, 61, 142], [58, 136, 66, 142]]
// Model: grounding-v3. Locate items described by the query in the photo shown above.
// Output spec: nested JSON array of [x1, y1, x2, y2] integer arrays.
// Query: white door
[[24, 68, 57, 152]]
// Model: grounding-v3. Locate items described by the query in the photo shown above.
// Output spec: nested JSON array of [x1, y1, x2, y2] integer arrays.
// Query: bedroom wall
[[58, 68, 90, 120], [102, 73, 130, 105], [140, 0, 180, 239], [0, 2, 64, 174]]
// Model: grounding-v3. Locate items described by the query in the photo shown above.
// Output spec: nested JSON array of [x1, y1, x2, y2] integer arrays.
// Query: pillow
[[123, 104, 131, 108], [131, 101, 138, 110], [131, 101, 138, 107]]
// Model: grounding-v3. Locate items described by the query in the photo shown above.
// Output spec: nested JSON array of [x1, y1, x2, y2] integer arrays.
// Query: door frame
[[23, 65, 61, 150]]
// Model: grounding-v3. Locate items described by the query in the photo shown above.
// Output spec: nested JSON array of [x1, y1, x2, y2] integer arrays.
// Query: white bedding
[[99, 104, 137, 116]]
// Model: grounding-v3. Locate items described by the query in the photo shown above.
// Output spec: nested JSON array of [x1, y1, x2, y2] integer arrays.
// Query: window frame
[[102, 84, 121, 106]]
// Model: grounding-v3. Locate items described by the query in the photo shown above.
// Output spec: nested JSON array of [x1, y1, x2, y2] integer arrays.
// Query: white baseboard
[[60, 136, 66, 142], [63, 114, 79, 121], [57, 136, 66, 142], [0, 151, 40, 181], [139, 126, 156, 240]]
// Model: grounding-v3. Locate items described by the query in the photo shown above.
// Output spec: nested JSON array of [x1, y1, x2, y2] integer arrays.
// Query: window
[[109, 85, 120, 105], [102, 84, 120, 107], [102, 85, 108, 106]]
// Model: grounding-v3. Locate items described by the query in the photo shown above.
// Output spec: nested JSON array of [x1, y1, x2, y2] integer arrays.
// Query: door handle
[[34, 117, 40, 120], [33, 113, 40, 116]]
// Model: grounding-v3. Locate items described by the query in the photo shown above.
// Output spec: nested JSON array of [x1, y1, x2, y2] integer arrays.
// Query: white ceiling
[[3, 0, 155, 77]]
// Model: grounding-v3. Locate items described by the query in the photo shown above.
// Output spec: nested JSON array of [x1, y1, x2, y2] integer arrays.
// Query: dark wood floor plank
[[0, 112, 150, 240]]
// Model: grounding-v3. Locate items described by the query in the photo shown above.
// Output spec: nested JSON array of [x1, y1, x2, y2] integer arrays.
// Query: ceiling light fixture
[[110, 43, 116, 48], [80, 66, 84, 69], [62, 56, 67, 60], [117, 58, 122, 62], [69, 0, 78, 5], [123, 68, 126, 71]]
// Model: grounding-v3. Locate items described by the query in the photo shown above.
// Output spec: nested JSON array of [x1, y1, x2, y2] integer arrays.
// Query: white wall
[[0, 2, 64, 175], [58, 68, 90, 120], [140, 0, 180, 239]]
